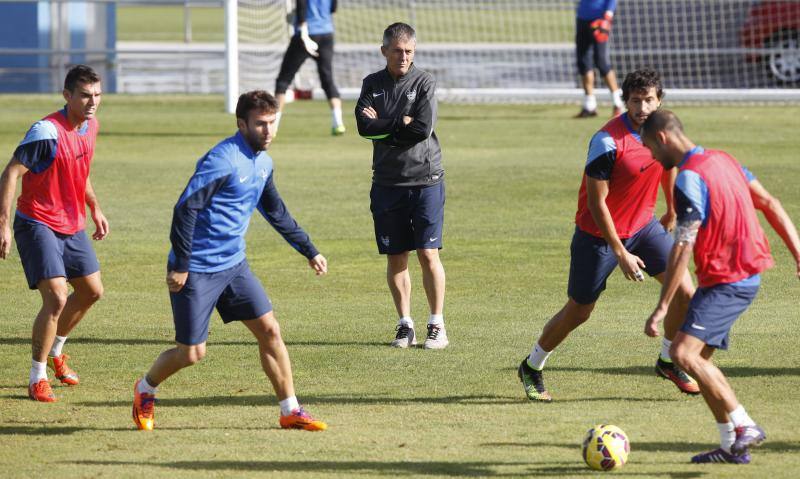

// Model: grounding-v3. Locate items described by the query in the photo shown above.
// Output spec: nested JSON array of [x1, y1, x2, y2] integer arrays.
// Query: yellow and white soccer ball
[[582, 424, 630, 471]]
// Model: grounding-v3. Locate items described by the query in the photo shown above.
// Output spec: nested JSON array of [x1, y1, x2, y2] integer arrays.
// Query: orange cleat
[[279, 407, 327, 431], [28, 379, 56, 402], [132, 379, 155, 431], [47, 354, 79, 386]]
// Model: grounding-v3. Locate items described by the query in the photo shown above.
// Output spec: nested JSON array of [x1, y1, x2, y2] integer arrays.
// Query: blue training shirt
[[577, 0, 616, 21], [169, 131, 318, 273], [674, 146, 760, 287], [295, 0, 335, 36]]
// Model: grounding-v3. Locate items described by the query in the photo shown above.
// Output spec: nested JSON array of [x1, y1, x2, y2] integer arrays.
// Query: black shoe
[[518, 359, 552, 402], [575, 108, 598, 118]]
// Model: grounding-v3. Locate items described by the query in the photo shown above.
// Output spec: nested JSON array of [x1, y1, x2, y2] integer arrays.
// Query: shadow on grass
[[0, 425, 271, 435], [502, 365, 800, 378], [0, 337, 385, 347], [73, 459, 707, 477], [482, 440, 800, 454], [77, 393, 524, 408], [99, 131, 221, 138]]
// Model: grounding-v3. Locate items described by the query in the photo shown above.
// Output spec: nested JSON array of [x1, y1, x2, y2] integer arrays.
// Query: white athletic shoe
[[423, 324, 449, 350], [391, 324, 416, 348]]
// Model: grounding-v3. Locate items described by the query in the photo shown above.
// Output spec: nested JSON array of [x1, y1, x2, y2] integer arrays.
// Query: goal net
[[231, 0, 800, 107]]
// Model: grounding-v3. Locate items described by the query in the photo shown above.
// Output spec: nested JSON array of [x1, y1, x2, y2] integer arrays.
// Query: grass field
[[116, 5, 574, 43], [1, 96, 799, 479]]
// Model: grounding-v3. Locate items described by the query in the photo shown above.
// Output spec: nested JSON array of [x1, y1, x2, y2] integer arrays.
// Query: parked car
[[740, 0, 800, 84]]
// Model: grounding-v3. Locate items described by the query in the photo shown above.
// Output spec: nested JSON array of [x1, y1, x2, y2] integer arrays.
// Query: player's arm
[[749, 178, 800, 278], [658, 167, 677, 231], [294, 0, 319, 57], [85, 177, 109, 240], [647, 220, 698, 330], [356, 78, 397, 140], [584, 132, 645, 281], [390, 77, 437, 146], [0, 158, 28, 259], [2, 121, 56, 259], [257, 172, 327, 275], [586, 178, 646, 281], [168, 153, 232, 291]]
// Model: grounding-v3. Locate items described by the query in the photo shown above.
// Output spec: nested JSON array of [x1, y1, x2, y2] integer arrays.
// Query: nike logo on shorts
[[690, 323, 707, 331], [239, 176, 249, 183], [373, 91, 384, 97]]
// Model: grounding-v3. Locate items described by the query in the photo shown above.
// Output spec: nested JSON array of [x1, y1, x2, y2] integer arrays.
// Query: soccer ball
[[582, 424, 630, 471]]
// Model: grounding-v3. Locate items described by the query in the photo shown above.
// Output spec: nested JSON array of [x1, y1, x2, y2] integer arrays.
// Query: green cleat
[[518, 359, 552, 402], [331, 125, 346, 136]]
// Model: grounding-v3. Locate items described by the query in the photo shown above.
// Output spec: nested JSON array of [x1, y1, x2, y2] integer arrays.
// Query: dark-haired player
[[132, 90, 328, 432], [0, 65, 108, 402], [518, 69, 698, 402]]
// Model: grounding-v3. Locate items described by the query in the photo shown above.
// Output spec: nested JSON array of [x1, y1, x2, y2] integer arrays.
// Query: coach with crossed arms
[[356, 22, 448, 350]]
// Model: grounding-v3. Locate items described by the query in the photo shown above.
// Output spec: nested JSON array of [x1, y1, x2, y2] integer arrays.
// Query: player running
[[640, 110, 800, 464], [518, 69, 699, 402], [132, 91, 328, 432], [0, 65, 108, 402]]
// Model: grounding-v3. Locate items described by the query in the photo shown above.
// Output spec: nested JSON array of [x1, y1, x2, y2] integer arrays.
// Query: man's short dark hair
[[640, 109, 684, 142], [383, 22, 416, 47], [621, 68, 664, 102], [235, 90, 278, 121], [64, 65, 100, 92]]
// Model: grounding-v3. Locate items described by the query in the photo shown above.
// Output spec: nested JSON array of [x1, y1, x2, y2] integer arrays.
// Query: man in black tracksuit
[[356, 22, 448, 350]]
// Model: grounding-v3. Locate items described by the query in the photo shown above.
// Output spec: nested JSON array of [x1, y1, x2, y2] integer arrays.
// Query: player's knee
[[275, 80, 290, 95], [82, 284, 104, 305], [42, 289, 69, 315], [669, 343, 695, 372], [416, 248, 440, 267], [181, 345, 206, 366]]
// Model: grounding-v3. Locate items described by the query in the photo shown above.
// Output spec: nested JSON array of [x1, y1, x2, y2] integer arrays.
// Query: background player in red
[[641, 109, 800, 464], [518, 69, 698, 402], [0, 65, 108, 402]]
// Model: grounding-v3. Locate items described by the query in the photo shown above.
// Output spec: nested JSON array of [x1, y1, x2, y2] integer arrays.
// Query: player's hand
[[91, 207, 110, 240], [361, 106, 378, 119], [645, 307, 667, 337], [299, 26, 319, 57], [617, 250, 646, 281], [590, 17, 612, 43], [659, 210, 677, 232], [166, 270, 188, 292], [0, 225, 11, 260], [402, 116, 413, 125], [308, 254, 328, 276]]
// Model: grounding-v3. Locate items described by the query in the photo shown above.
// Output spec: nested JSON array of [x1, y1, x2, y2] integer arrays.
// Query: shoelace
[[33, 381, 53, 395], [395, 325, 412, 340], [426, 325, 440, 340]]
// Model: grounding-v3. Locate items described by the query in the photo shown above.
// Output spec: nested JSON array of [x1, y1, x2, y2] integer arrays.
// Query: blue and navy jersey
[[675, 146, 760, 287], [295, 0, 335, 36], [168, 131, 318, 273], [576, 0, 616, 20]]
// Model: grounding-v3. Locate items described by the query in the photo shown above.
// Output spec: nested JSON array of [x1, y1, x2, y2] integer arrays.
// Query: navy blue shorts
[[370, 181, 445, 255], [576, 18, 611, 76], [13, 214, 100, 290], [568, 218, 673, 305], [170, 260, 273, 345], [682, 283, 759, 350]]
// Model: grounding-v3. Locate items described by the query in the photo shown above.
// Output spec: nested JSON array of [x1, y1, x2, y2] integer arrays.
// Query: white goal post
[[226, 0, 800, 112]]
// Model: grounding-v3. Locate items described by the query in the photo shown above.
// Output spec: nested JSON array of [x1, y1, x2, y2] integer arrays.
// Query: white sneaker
[[391, 324, 416, 348], [423, 324, 449, 350]]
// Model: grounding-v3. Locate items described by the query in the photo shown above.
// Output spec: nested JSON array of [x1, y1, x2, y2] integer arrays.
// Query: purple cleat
[[732, 425, 766, 455], [691, 448, 751, 464]]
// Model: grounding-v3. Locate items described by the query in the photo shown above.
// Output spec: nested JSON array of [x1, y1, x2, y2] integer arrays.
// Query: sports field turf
[[1, 96, 798, 478]]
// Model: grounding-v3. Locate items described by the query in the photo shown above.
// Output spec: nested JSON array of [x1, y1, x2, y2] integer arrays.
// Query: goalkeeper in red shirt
[[575, 0, 625, 118]]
